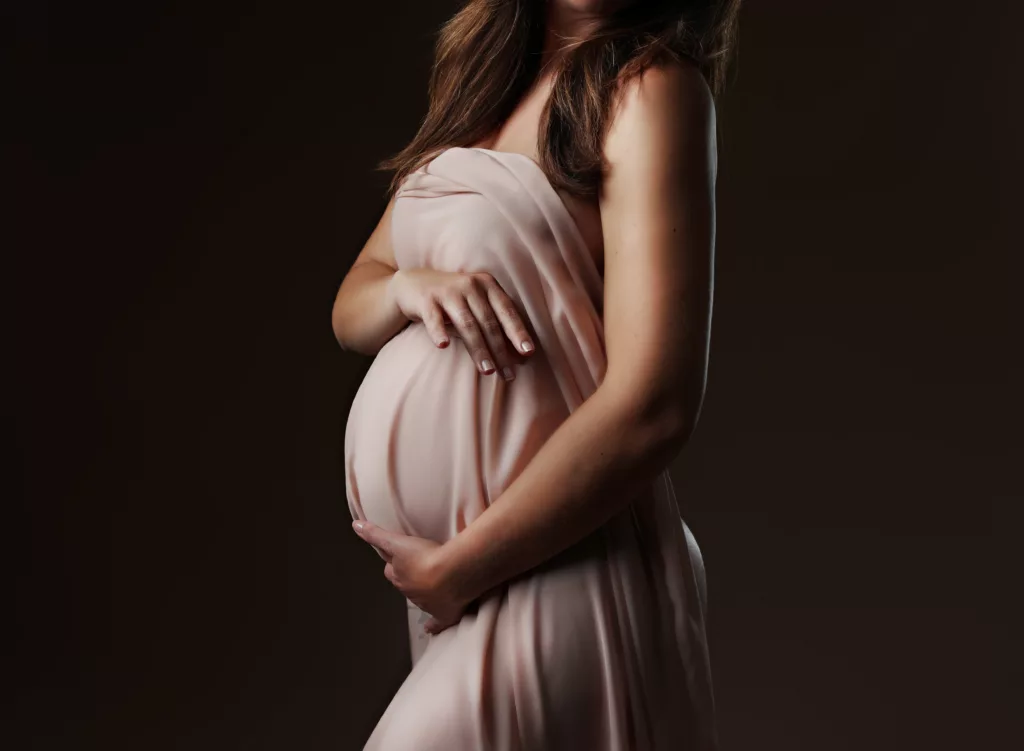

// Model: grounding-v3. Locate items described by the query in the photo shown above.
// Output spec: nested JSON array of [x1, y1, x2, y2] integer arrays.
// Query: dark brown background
[[11, 1, 1015, 749]]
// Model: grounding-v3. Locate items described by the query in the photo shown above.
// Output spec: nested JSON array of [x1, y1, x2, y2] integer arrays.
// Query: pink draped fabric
[[345, 147, 717, 750]]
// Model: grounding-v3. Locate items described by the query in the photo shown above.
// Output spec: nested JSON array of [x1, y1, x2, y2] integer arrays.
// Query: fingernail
[[520, 340, 534, 353], [502, 367, 514, 381], [481, 359, 494, 373], [438, 337, 449, 348], [352, 521, 364, 532]]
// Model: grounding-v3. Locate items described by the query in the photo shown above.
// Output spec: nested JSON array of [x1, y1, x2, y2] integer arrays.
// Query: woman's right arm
[[331, 194, 407, 355]]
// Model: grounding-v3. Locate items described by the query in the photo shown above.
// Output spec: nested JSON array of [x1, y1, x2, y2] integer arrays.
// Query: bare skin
[[331, 2, 627, 366], [344, 2, 716, 634]]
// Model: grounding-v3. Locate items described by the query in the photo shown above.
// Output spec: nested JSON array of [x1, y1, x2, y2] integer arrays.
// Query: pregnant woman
[[332, 1, 739, 747]]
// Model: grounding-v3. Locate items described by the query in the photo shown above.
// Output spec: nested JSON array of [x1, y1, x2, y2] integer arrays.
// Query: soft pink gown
[[345, 147, 717, 750]]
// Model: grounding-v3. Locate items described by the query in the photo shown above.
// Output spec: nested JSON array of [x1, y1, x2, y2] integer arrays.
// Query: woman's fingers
[[465, 280, 517, 381], [420, 302, 450, 348], [441, 296, 497, 374], [424, 614, 459, 635], [479, 275, 535, 357], [424, 272, 535, 377]]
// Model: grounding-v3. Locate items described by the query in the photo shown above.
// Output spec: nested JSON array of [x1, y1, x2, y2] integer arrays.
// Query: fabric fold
[[345, 146, 716, 750]]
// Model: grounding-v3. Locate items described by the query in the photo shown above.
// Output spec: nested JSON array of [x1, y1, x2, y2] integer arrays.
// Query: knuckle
[[435, 298, 457, 318], [481, 316, 503, 335]]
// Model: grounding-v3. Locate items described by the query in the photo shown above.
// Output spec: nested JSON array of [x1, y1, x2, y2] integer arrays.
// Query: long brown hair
[[377, 0, 741, 199]]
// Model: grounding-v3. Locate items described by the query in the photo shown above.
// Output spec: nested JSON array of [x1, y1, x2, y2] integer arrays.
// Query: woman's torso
[[345, 79, 607, 541]]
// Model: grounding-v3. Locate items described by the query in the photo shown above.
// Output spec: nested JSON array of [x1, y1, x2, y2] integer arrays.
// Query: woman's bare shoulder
[[602, 57, 717, 194], [602, 58, 716, 170], [609, 57, 715, 127]]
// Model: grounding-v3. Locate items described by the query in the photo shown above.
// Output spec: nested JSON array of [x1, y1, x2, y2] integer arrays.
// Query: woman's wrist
[[432, 536, 486, 608]]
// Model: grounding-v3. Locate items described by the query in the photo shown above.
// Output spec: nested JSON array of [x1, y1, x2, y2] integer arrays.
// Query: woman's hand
[[387, 269, 536, 380], [352, 520, 472, 635]]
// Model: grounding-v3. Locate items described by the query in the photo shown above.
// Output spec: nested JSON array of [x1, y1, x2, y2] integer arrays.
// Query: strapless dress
[[344, 146, 717, 750]]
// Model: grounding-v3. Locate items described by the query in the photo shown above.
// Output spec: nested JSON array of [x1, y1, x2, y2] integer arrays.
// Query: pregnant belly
[[344, 323, 568, 542]]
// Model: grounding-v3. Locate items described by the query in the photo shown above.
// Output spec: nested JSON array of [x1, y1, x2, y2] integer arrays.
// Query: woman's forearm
[[436, 384, 690, 605], [332, 261, 407, 355]]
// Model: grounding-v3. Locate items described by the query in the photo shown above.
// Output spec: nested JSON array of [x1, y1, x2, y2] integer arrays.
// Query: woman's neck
[[539, 3, 603, 74]]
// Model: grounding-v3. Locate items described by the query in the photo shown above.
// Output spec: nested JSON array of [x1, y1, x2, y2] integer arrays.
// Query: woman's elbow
[[631, 387, 705, 458], [651, 403, 697, 456], [331, 299, 367, 354], [331, 301, 351, 351]]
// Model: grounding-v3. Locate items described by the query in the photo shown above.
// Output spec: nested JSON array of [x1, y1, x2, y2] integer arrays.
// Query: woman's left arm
[[353, 61, 716, 628], [436, 62, 718, 607]]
